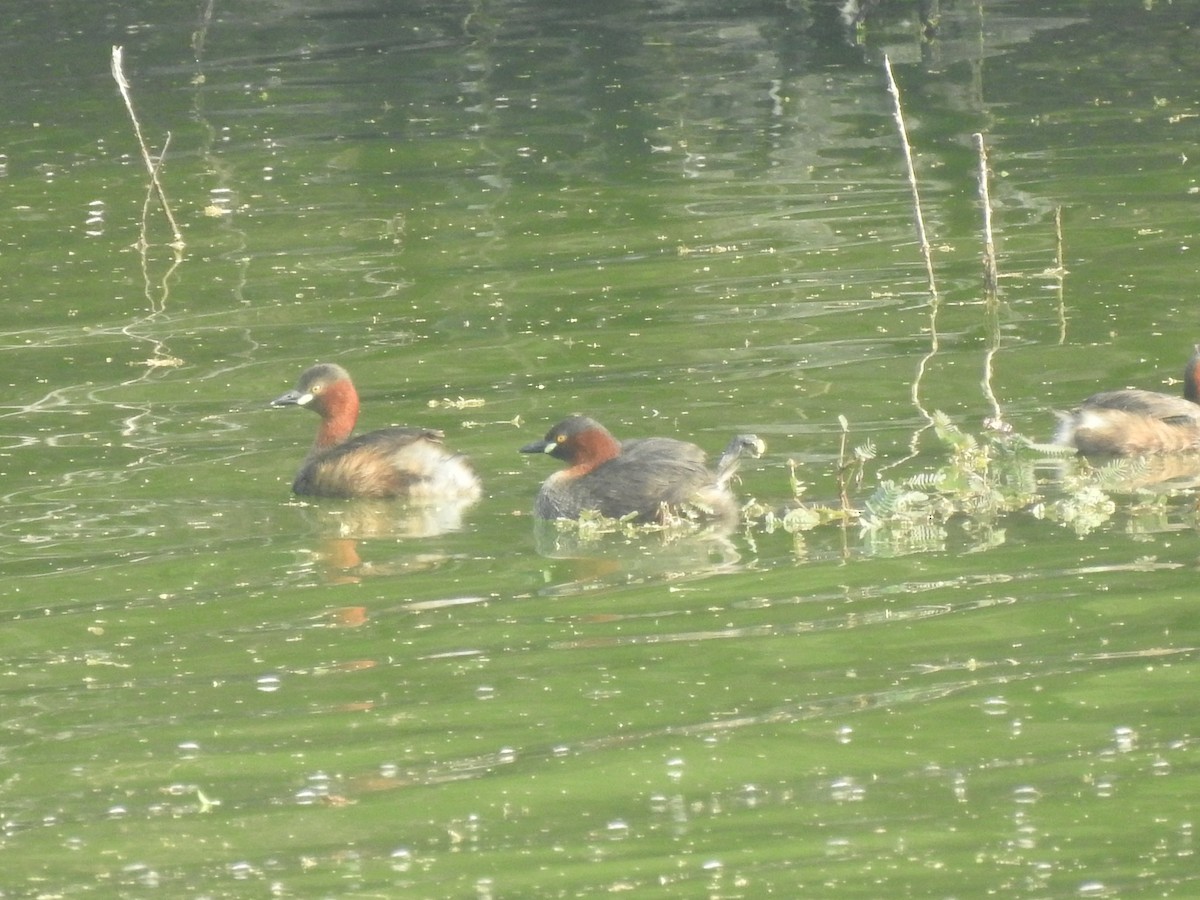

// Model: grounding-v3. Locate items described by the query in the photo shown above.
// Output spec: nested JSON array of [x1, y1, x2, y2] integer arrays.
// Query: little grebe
[[271, 363, 482, 501], [1054, 346, 1200, 455], [520, 415, 763, 522]]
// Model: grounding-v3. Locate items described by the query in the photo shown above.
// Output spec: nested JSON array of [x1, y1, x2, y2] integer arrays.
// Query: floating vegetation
[[427, 396, 486, 410], [745, 408, 1200, 558], [522, 403, 1200, 562]]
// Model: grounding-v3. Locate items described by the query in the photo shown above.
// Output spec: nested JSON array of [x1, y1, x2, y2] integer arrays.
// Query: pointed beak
[[520, 439, 553, 455], [270, 389, 312, 408]]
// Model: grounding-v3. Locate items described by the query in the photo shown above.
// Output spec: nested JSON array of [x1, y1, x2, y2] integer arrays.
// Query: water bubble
[[1013, 785, 1041, 805], [256, 674, 282, 693], [739, 784, 762, 807], [830, 777, 865, 803], [982, 696, 1009, 716], [825, 837, 852, 857], [1030, 861, 1054, 883], [294, 772, 333, 805], [177, 741, 200, 759], [1014, 821, 1039, 850], [122, 863, 160, 888], [1178, 821, 1193, 858], [1114, 726, 1137, 753], [294, 788, 319, 806]]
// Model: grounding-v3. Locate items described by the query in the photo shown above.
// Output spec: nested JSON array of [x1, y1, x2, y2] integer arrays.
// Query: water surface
[[3, 0, 1200, 896]]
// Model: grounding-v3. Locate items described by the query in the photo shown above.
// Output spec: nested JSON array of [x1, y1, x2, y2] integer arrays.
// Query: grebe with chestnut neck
[[520, 415, 763, 523], [271, 363, 481, 502], [1053, 346, 1200, 455]]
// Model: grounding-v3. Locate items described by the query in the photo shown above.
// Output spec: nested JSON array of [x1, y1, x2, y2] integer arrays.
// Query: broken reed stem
[[1053, 205, 1064, 272], [984, 333, 1003, 432], [973, 132, 999, 301], [835, 416, 853, 557], [111, 45, 184, 247], [972, 132, 1004, 427], [837, 415, 852, 514], [883, 55, 938, 303], [1053, 205, 1067, 343], [880, 55, 938, 467]]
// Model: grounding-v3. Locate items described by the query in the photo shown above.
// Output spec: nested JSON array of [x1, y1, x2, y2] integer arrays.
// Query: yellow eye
[[556, 433, 566, 444]]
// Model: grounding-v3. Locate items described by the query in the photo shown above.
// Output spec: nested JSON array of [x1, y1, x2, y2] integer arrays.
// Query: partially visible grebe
[[520, 415, 763, 523], [271, 363, 481, 501], [1054, 346, 1200, 455]]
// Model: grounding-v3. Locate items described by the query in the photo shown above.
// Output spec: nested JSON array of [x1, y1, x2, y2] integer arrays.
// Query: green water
[[3, 0, 1200, 896]]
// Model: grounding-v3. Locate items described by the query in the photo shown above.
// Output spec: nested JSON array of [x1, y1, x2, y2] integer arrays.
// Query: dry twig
[[111, 45, 184, 248]]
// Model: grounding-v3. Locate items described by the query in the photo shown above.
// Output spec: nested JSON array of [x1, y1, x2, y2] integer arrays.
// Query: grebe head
[[271, 363, 360, 449], [520, 415, 621, 467]]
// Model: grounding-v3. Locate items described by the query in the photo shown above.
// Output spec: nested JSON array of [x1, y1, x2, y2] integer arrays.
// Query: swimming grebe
[[1054, 346, 1200, 455], [520, 415, 763, 522], [271, 363, 481, 501]]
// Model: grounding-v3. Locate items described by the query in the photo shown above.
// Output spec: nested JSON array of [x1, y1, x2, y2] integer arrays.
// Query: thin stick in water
[[973, 133, 1005, 429], [111, 45, 184, 248], [1053, 205, 1067, 344], [883, 54, 937, 302], [1054, 205, 1064, 273], [880, 55, 939, 468], [973, 132, 999, 300]]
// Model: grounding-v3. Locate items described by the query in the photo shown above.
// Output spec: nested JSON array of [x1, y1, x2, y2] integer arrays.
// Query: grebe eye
[[556, 434, 567, 444]]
